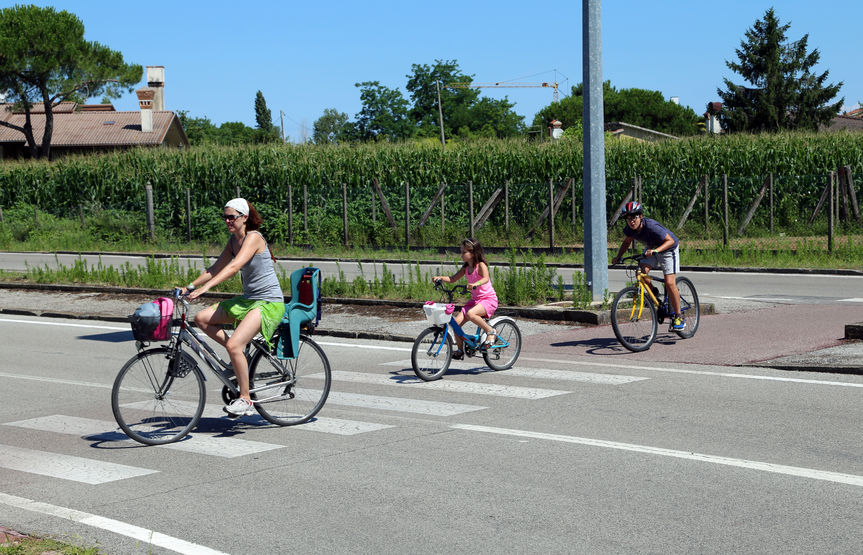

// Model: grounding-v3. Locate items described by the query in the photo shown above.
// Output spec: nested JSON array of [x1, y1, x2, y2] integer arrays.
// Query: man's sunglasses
[[223, 213, 242, 222]]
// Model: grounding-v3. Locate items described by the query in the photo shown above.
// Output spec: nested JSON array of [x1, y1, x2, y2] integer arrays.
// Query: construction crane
[[447, 81, 560, 103]]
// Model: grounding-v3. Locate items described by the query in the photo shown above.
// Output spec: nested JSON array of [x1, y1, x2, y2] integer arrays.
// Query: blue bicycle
[[411, 280, 522, 381]]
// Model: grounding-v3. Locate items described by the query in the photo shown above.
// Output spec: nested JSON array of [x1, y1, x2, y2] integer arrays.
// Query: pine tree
[[717, 8, 843, 132], [254, 90, 273, 131]]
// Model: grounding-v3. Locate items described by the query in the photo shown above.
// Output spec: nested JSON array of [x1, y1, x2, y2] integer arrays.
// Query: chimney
[[136, 88, 155, 133], [146, 66, 165, 111]]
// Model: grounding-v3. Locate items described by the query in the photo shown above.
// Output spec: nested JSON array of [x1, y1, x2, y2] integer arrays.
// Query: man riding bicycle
[[611, 201, 685, 331]]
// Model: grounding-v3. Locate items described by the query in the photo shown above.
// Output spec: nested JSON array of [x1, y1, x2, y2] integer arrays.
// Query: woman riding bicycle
[[611, 201, 685, 331], [180, 198, 285, 416], [432, 238, 498, 360]]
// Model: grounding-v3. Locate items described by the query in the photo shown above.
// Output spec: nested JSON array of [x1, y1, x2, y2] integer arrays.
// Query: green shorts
[[217, 297, 285, 349]]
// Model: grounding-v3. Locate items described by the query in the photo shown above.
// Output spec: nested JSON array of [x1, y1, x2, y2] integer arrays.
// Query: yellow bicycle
[[610, 255, 700, 352]]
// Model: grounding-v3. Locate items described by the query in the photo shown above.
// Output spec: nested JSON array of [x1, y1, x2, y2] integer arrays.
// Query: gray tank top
[[235, 231, 284, 302]]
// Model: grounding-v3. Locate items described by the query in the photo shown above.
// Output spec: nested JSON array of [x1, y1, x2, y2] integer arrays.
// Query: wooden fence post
[[303, 183, 308, 233], [837, 165, 850, 222], [828, 172, 834, 253], [288, 183, 294, 246], [78, 204, 85, 227], [722, 174, 729, 248], [0, 206, 4, 224], [843, 165, 860, 222], [505, 180, 510, 233], [737, 175, 770, 236], [372, 178, 398, 233], [703, 175, 709, 236], [469, 181, 475, 238], [768, 173, 774, 233], [571, 177, 577, 234], [145, 182, 155, 241], [441, 186, 445, 234], [475, 188, 504, 230], [809, 175, 832, 225], [677, 176, 706, 230], [530, 179, 572, 239], [404, 181, 410, 248], [185, 188, 192, 242], [609, 183, 635, 228], [236, 186, 241, 199], [419, 182, 447, 228], [342, 182, 348, 247]]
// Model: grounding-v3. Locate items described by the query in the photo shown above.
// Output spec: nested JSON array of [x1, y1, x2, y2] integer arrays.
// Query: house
[[0, 66, 189, 159], [604, 121, 678, 142], [823, 108, 863, 132]]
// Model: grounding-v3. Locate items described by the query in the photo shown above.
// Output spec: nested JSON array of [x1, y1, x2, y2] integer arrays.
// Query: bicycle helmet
[[621, 201, 644, 217]]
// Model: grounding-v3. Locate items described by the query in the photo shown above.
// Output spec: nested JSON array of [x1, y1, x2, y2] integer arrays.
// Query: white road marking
[[452, 424, 863, 488], [383, 359, 648, 385], [0, 317, 126, 331], [0, 444, 156, 484], [838, 298, 863, 302], [297, 417, 394, 435], [714, 295, 794, 302], [324, 370, 569, 399], [0, 491, 227, 555], [4, 415, 283, 458], [325, 391, 485, 416], [316, 340, 411, 352]]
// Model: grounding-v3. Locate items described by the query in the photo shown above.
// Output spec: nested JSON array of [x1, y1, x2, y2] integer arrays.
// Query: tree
[[533, 82, 700, 136], [0, 5, 141, 159], [717, 8, 843, 132], [406, 59, 524, 139], [353, 81, 413, 141], [313, 108, 350, 144], [254, 90, 274, 131]]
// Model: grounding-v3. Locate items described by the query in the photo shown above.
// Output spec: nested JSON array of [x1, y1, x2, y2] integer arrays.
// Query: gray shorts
[[640, 246, 680, 276]]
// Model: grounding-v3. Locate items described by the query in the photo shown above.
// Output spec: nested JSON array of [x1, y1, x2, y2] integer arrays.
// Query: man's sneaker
[[224, 398, 255, 416], [670, 317, 686, 331]]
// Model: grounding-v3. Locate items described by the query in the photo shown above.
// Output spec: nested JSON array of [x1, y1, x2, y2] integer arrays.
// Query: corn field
[[1, 132, 861, 247]]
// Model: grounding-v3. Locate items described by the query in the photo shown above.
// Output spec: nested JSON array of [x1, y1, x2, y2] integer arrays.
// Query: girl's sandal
[[483, 333, 497, 349]]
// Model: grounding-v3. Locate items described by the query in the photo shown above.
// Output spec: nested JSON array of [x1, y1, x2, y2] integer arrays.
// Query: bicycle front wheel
[[675, 277, 700, 339], [249, 335, 331, 426], [412, 326, 453, 381], [111, 347, 205, 445], [483, 318, 522, 371], [611, 286, 658, 352]]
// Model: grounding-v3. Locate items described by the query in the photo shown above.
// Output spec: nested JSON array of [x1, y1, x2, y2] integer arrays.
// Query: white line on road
[[452, 424, 863, 488], [325, 391, 485, 416], [383, 360, 648, 385], [325, 370, 570, 399], [0, 317, 126, 331], [0, 492, 227, 555], [0, 444, 156, 484], [838, 298, 863, 302]]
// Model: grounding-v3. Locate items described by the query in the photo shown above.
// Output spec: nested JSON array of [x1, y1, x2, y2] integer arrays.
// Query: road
[[0, 314, 861, 553], [3, 251, 863, 308]]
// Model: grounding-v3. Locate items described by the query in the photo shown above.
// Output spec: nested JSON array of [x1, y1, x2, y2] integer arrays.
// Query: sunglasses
[[222, 213, 242, 222]]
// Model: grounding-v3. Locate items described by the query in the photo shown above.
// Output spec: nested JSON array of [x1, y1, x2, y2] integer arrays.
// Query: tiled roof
[[0, 110, 178, 147]]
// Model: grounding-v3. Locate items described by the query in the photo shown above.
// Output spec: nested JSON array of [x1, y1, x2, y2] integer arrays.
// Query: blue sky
[[12, 1, 861, 141]]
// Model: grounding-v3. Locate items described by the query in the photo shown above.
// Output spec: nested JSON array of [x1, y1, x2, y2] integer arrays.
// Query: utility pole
[[279, 110, 286, 142], [583, 0, 608, 301], [436, 80, 446, 147]]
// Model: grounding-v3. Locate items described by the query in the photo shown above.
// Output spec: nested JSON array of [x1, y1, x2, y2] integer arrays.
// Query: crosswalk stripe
[[297, 417, 394, 435], [324, 391, 485, 416], [0, 443, 156, 484], [383, 360, 648, 385], [326, 370, 570, 399], [4, 415, 283, 458]]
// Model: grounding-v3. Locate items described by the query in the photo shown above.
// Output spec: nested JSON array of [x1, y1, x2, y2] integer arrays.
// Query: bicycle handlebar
[[433, 279, 469, 303]]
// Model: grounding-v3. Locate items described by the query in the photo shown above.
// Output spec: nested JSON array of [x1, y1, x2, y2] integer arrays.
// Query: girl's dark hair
[[245, 202, 262, 231], [461, 238, 487, 267]]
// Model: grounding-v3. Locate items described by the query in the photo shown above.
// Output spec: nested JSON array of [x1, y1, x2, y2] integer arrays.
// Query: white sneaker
[[224, 398, 255, 416]]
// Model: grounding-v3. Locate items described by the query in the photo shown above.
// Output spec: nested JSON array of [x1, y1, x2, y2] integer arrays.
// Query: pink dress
[[461, 264, 498, 318]]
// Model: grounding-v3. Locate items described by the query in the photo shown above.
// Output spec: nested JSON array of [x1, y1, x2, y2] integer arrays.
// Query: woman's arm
[[189, 234, 263, 299], [612, 236, 634, 264]]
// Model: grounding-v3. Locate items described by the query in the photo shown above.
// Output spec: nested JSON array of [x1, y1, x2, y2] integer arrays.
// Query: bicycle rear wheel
[[249, 335, 331, 426], [111, 347, 205, 445], [674, 277, 700, 338], [611, 286, 658, 352], [483, 318, 521, 371], [412, 326, 453, 381]]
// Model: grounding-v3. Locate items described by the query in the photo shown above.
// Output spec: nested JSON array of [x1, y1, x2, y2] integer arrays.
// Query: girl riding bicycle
[[433, 238, 498, 360]]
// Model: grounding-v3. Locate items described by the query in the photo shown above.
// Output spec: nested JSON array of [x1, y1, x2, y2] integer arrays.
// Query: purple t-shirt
[[623, 217, 679, 250]]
